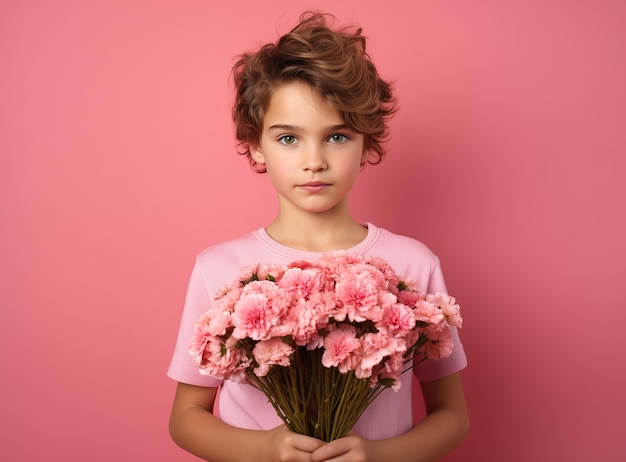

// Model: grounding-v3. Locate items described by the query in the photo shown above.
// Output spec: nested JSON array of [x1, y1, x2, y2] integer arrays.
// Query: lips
[[301, 181, 329, 187], [299, 181, 331, 192]]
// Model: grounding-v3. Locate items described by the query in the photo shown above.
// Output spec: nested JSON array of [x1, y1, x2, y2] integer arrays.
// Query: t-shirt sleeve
[[167, 259, 224, 387], [412, 258, 468, 382]]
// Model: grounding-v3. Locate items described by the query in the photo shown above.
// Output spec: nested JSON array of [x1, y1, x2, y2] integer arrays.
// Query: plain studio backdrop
[[1, 1, 625, 461]]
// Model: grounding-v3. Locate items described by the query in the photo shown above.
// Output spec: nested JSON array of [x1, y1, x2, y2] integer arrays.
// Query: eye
[[328, 133, 349, 143], [278, 135, 298, 145]]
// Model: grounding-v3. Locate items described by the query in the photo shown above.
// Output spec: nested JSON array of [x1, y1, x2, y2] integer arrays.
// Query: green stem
[[246, 346, 390, 442]]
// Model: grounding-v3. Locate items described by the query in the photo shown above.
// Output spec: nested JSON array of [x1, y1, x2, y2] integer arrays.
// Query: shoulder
[[367, 224, 442, 289], [197, 230, 259, 262], [371, 225, 439, 262], [193, 230, 265, 285]]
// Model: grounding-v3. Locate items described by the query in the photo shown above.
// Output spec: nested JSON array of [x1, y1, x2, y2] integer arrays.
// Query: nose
[[302, 143, 328, 172]]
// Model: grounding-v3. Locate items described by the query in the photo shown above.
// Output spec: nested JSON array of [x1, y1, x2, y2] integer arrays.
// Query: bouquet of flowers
[[189, 250, 462, 442]]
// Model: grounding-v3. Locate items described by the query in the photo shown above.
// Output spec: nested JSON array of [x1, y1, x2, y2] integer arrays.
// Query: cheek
[[344, 154, 366, 173], [264, 160, 291, 185], [337, 160, 363, 186]]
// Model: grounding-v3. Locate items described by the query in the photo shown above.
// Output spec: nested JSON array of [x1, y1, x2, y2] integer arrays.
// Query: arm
[[169, 382, 326, 462], [310, 372, 469, 462]]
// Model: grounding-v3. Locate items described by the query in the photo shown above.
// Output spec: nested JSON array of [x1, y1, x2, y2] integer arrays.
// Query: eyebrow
[[267, 124, 350, 132]]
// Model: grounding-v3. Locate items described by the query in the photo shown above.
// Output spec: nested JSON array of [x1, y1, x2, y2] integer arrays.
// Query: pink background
[[1, 1, 625, 461]]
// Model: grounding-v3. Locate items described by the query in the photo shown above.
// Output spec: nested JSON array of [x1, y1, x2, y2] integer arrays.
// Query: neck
[[265, 205, 367, 253]]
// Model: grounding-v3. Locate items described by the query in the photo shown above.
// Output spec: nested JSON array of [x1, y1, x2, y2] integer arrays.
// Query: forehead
[[264, 81, 343, 128]]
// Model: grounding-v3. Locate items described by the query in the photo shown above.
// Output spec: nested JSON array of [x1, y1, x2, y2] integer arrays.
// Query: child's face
[[251, 81, 366, 216]]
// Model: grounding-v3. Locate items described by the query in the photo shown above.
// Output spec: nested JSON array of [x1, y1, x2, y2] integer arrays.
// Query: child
[[168, 11, 469, 462]]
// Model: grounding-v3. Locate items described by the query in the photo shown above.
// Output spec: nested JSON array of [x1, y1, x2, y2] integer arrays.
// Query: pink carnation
[[196, 307, 232, 337], [191, 331, 249, 380], [372, 352, 404, 391], [213, 284, 243, 308], [425, 293, 463, 328], [318, 251, 368, 283], [256, 263, 286, 281], [321, 325, 360, 372], [334, 264, 386, 322], [319, 250, 364, 268], [231, 281, 288, 340], [236, 264, 261, 284], [253, 338, 294, 377], [414, 299, 445, 331], [287, 259, 315, 270], [423, 327, 454, 360], [356, 332, 406, 379], [366, 255, 401, 289], [286, 293, 334, 346], [189, 320, 212, 366], [278, 266, 324, 300], [396, 279, 421, 306], [379, 300, 416, 335]]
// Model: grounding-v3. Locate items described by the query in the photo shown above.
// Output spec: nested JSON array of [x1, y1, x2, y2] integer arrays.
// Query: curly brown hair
[[232, 12, 397, 172]]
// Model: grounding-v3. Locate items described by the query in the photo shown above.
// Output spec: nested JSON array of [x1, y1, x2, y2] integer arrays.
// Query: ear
[[360, 148, 370, 166], [250, 144, 266, 165]]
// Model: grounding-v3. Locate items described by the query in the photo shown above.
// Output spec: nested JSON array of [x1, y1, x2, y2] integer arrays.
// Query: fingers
[[311, 438, 347, 462], [292, 433, 326, 454], [310, 435, 368, 462], [264, 425, 326, 462]]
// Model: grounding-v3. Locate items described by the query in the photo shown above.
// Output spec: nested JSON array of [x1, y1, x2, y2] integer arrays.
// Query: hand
[[259, 425, 326, 462], [310, 433, 373, 462]]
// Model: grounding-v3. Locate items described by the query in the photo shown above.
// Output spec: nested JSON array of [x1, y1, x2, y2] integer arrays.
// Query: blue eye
[[329, 134, 349, 143], [278, 135, 297, 145]]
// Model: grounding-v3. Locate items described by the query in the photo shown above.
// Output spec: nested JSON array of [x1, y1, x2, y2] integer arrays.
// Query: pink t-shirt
[[167, 223, 467, 440]]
